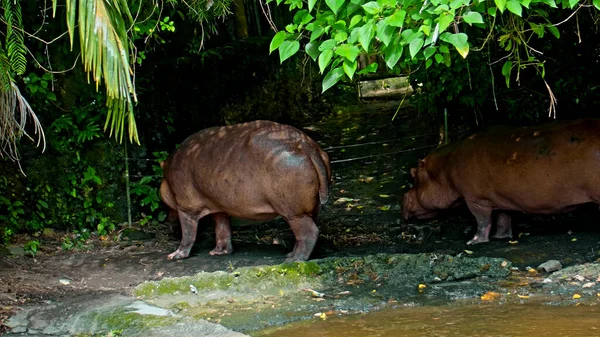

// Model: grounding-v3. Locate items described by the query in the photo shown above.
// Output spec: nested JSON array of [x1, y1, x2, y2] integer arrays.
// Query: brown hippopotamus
[[160, 120, 331, 261], [402, 118, 600, 245]]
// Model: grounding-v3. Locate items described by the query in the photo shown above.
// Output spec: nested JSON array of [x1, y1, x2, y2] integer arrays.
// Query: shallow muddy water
[[254, 303, 600, 337]]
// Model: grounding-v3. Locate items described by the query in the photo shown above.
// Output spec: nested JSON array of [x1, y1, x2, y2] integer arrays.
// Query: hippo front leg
[[168, 209, 200, 260], [285, 215, 319, 262], [209, 214, 234, 256], [491, 212, 513, 239], [465, 202, 493, 245]]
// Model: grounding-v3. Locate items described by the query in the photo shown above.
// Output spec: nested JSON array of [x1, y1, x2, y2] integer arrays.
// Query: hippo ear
[[410, 167, 417, 178], [418, 159, 425, 167]]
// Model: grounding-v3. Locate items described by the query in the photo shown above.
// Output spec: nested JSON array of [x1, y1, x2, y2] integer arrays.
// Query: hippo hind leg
[[168, 209, 201, 260], [284, 215, 319, 262], [209, 213, 234, 256], [465, 202, 493, 245], [491, 212, 513, 239]]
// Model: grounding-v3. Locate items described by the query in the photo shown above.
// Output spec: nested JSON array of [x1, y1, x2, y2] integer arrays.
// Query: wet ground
[[3, 99, 600, 335]]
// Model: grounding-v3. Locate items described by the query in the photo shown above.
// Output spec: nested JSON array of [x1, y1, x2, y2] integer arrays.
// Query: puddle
[[253, 303, 600, 337], [124, 301, 174, 316]]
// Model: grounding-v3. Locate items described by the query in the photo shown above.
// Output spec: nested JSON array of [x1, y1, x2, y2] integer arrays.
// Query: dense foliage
[[269, 0, 600, 120]]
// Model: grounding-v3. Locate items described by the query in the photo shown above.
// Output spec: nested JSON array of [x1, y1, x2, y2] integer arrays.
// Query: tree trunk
[[233, 0, 249, 38]]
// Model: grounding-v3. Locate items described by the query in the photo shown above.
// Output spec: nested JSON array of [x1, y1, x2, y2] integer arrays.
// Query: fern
[[0, 41, 13, 91], [3, 0, 26, 76]]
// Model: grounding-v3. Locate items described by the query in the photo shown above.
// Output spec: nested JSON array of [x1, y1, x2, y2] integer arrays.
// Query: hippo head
[[401, 159, 445, 220]]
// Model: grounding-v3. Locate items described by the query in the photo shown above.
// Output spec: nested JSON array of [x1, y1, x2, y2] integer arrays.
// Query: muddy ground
[[3, 100, 600, 334]]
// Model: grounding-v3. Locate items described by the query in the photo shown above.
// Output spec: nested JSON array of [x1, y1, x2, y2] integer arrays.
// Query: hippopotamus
[[160, 120, 331, 261], [402, 118, 600, 245]]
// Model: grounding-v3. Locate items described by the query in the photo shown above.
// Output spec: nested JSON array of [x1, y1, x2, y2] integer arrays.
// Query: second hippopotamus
[[402, 118, 600, 244], [160, 120, 331, 262]]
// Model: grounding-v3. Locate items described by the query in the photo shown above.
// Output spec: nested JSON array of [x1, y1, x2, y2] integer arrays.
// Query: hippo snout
[[401, 190, 416, 220], [402, 189, 439, 220]]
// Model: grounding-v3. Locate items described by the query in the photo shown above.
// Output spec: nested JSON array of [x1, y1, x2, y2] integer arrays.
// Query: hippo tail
[[309, 148, 332, 206]]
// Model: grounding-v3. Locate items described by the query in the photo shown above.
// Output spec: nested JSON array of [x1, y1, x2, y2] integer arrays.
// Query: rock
[[537, 260, 562, 273], [582, 282, 595, 288], [121, 229, 156, 241], [7, 244, 25, 257], [5, 310, 29, 333], [42, 228, 57, 238]]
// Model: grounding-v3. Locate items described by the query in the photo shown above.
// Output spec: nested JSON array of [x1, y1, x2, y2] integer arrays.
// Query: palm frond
[[0, 42, 45, 161], [3, 0, 26, 75], [55, 0, 139, 144]]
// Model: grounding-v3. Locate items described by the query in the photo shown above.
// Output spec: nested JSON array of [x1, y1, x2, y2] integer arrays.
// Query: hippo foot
[[490, 233, 512, 239], [284, 251, 309, 262], [209, 247, 233, 256], [466, 236, 489, 245], [167, 249, 190, 260], [284, 255, 308, 263]]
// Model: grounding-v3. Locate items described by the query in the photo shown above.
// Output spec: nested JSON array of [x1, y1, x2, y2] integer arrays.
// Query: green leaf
[[279, 40, 300, 63], [409, 38, 424, 59], [495, 0, 506, 12], [47, 92, 57, 101], [434, 53, 444, 63], [319, 49, 334, 73], [310, 25, 325, 41], [441, 32, 469, 58], [437, 13, 455, 32], [488, 6, 497, 16], [345, 3, 362, 16], [520, 0, 531, 7], [293, 10, 309, 24], [335, 44, 361, 60], [343, 59, 358, 79], [358, 22, 375, 52], [439, 45, 450, 53], [594, 0, 600, 9], [306, 41, 321, 61], [384, 38, 403, 68], [423, 46, 436, 59], [376, 21, 395, 46], [270, 31, 288, 53], [322, 66, 346, 92], [462, 11, 484, 24], [506, 0, 522, 16], [302, 13, 315, 25], [335, 31, 349, 42], [501, 60, 512, 87], [326, 0, 346, 13], [378, 0, 396, 7], [362, 1, 381, 14], [529, 22, 545, 37], [567, 0, 578, 8], [386, 9, 407, 28], [309, 0, 317, 11], [319, 39, 337, 51], [357, 62, 378, 74], [536, 0, 557, 7], [449, 0, 467, 9], [426, 58, 433, 68], [333, 20, 347, 30], [350, 14, 363, 28], [546, 24, 560, 38]]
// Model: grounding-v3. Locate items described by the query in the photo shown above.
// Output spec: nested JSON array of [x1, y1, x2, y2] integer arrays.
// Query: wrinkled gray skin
[[402, 118, 600, 245], [160, 120, 331, 262]]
